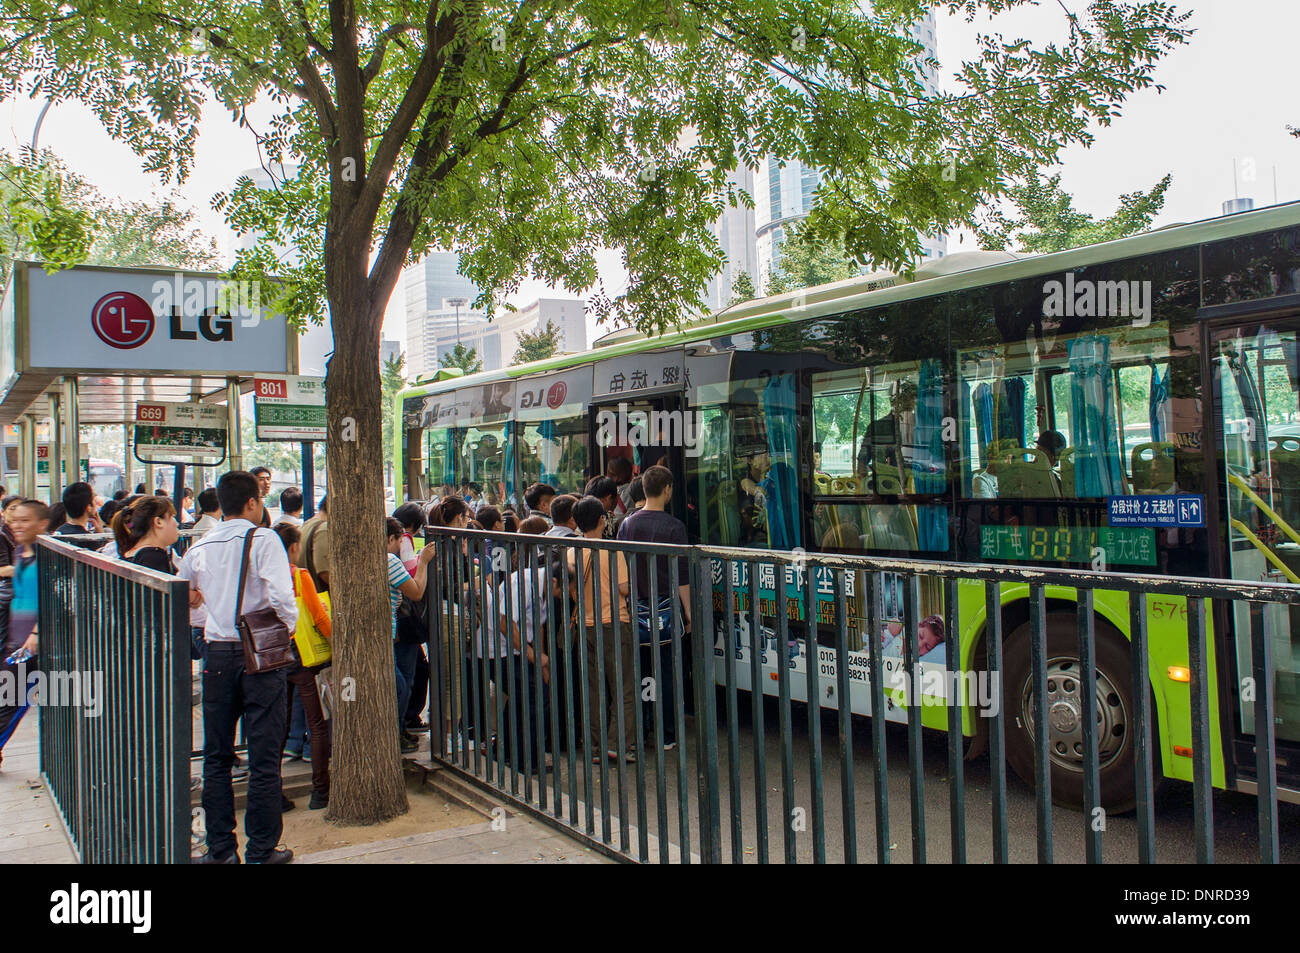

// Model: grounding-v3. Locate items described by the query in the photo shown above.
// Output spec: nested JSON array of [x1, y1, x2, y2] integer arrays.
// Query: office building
[[710, 10, 947, 306]]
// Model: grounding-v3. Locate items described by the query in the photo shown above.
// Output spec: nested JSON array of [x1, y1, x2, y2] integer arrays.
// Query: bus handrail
[[1229, 517, 1300, 584], [1227, 471, 1300, 548]]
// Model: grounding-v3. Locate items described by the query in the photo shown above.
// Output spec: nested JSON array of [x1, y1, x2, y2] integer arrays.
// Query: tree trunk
[[322, 242, 408, 825]]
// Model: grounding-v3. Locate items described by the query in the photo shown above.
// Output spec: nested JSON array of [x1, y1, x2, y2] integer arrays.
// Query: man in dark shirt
[[615, 465, 691, 749], [53, 482, 103, 549]]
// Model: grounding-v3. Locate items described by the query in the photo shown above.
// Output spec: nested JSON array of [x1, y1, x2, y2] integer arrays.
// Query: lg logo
[[91, 292, 154, 349], [546, 380, 567, 409], [90, 291, 237, 350]]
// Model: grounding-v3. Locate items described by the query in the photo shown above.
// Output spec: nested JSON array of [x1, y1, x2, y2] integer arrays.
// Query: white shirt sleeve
[[255, 529, 299, 631], [176, 545, 196, 583]]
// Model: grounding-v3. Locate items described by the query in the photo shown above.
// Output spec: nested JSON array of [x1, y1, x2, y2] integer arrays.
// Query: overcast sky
[[3, 0, 1294, 352]]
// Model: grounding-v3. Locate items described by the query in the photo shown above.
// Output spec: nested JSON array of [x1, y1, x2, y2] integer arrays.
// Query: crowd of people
[[0, 452, 696, 864], [405, 458, 693, 763]]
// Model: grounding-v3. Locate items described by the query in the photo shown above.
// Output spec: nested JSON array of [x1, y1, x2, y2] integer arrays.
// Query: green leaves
[[439, 340, 481, 374], [977, 169, 1173, 253], [0, 149, 94, 288], [511, 318, 562, 366], [0, 0, 1193, 337]]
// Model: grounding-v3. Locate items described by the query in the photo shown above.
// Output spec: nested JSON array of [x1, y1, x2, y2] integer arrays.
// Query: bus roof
[[397, 199, 1300, 403]]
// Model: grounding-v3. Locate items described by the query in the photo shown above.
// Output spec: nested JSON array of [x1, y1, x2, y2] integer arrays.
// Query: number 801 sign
[[256, 378, 288, 400]]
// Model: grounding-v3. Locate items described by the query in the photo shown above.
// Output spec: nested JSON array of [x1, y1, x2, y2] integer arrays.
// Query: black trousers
[[404, 645, 429, 726], [202, 642, 287, 862]]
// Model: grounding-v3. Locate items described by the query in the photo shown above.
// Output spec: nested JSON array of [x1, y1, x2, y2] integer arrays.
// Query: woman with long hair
[[112, 496, 180, 573]]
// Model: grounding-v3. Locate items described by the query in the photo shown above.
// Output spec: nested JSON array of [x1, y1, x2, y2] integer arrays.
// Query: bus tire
[[1002, 614, 1156, 814]]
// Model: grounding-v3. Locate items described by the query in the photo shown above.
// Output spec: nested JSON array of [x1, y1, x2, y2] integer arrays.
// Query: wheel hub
[[1021, 656, 1128, 774]]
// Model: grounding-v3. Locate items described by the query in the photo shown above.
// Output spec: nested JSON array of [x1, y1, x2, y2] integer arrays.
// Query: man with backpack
[[616, 466, 691, 750]]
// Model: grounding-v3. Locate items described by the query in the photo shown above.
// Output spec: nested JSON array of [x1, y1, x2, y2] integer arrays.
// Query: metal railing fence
[[36, 535, 192, 863], [421, 526, 1300, 864]]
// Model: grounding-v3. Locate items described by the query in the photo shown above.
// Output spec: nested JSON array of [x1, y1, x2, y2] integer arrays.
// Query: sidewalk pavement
[[295, 816, 610, 864], [0, 715, 78, 863], [2, 713, 606, 865]]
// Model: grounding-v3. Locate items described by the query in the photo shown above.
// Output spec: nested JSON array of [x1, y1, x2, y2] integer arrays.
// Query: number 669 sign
[[133, 401, 228, 466]]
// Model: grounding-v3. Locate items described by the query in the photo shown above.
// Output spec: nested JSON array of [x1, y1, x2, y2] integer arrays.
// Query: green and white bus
[[397, 201, 1300, 809]]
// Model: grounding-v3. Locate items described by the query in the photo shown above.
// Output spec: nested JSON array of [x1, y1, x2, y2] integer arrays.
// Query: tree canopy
[[2, 0, 1192, 336], [977, 169, 1173, 253], [511, 317, 562, 365], [765, 217, 861, 295], [439, 341, 482, 374], [0, 148, 221, 288]]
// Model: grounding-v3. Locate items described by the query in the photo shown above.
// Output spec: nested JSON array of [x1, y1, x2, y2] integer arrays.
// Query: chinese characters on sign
[[134, 401, 228, 466], [1107, 494, 1204, 528], [253, 375, 327, 442]]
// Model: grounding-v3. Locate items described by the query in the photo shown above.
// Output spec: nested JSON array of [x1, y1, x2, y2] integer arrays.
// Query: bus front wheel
[[1002, 615, 1155, 814]]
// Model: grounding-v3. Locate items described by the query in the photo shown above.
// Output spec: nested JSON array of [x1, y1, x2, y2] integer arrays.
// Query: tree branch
[[361, 22, 423, 88]]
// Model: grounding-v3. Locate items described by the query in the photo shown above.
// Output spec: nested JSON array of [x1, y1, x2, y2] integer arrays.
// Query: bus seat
[[1131, 441, 1177, 493], [873, 464, 904, 496], [997, 447, 1059, 498], [830, 475, 856, 495]]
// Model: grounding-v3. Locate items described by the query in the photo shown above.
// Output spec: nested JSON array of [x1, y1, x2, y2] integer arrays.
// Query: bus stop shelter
[[0, 260, 302, 502]]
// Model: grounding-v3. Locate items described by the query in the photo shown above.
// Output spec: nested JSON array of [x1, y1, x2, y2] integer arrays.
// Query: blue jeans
[[635, 599, 679, 747], [284, 692, 309, 756]]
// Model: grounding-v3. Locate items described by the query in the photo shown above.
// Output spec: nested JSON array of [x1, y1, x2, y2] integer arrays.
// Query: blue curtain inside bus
[[1149, 363, 1171, 441], [998, 377, 1027, 446], [972, 378, 1026, 467], [1068, 336, 1126, 496], [536, 417, 557, 485], [972, 382, 994, 466], [914, 358, 949, 551], [761, 372, 802, 551], [503, 421, 517, 504]]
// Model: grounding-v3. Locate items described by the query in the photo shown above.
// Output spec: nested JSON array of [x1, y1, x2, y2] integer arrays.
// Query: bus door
[[588, 393, 688, 525], [1211, 318, 1300, 781]]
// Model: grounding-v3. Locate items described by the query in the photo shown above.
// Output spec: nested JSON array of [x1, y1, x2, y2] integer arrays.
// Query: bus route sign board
[[710, 557, 861, 627], [253, 375, 326, 442], [133, 401, 228, 466], [1107, 494, 1204, 528]]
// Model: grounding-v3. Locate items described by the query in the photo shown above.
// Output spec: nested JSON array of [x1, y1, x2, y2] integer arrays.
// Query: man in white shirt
[[192, 487, 221, 536], [543, 494, 579, 537], [276, 487, 304, 527], [178, 470, 298, 865]]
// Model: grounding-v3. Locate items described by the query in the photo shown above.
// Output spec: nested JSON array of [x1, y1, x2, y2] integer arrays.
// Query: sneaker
[[301, 751, 311, 763], [232, 766, 249, 782], [400, 735, 418, 754], [624, 748, 638, 763], [281, 794, 295, 812], [248, 846, 294, 865], [406, 719, 430, 732], [401, 729, 420, 745], [309, 792, 328, 810], [663, 740, 677, 751]]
